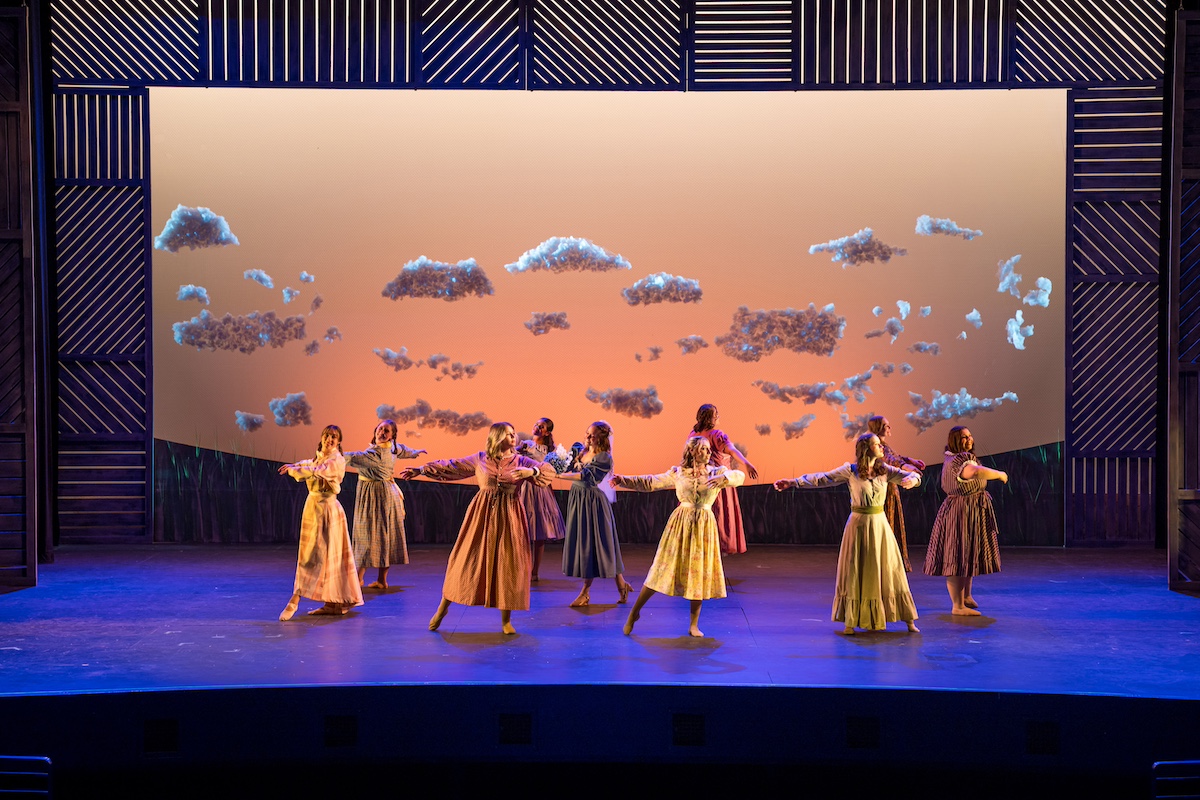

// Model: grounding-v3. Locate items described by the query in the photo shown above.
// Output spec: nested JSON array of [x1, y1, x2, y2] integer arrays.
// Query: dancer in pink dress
[[866, 416, 924, 572], [689, 404, 757, 555]]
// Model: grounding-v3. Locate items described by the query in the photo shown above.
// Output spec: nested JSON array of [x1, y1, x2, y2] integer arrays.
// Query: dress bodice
[[620, 465, 744, 508], [423, 452, 552, 496], [941, 451, 985, 496], [797, 462, 916, 508]]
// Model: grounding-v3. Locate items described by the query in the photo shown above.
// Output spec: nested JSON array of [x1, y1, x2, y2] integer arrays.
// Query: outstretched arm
[[961, 463, 1008, 483]]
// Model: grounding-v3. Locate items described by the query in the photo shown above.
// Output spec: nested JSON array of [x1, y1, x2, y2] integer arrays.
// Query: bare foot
[[279, 594, 300, 621], [623, 609, 640, 635], [843, 625, 856, 635], [906, 621, 921, 633], [531, 574, 539, 583], [952, 607, 982, 616], [308, 603, 347, 616], [365, 581, 388, 591], [501, 621, 516, 635], [618, 581, 634, 604], [570, 589, 590, 608], [964, 597, 978, 609], [429, 609, 448, 631], [688, 625, 704, 637]]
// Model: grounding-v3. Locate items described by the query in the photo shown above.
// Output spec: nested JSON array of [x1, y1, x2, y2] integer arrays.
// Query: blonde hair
[[588, 421, 613, 453], [486, 422, 515, 460], [681, 436, 711, 474]]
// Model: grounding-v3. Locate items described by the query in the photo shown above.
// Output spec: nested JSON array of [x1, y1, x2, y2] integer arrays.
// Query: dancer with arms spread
[[689, 404, 757, 555], [400, 422, 553, 635], [560, 421, 633, 607], [774, 432, 921, 635], [515, 417, 566, 583], [866, 416, 924, 572], [344, 418, 425, 590], [923, 426, 1006, 616], [278, 425, 363, 620], [613, 436, 744, 637]]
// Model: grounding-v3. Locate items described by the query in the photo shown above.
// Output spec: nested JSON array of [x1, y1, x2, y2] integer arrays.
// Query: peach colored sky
[[151, 87, 1065, 481]]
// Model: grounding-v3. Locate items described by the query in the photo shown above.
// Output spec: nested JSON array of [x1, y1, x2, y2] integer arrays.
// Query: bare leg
[[532, 541, 545, 582], [948, 577, 980, 616], [308, 602, 348, 616], [357, 567, 366, 587], [616, 574, 634, 603], [570, 578, 592, 607], [429, 597, 452, 630], [688, 599, 704, 637], [279, 592, 300, 621], [624, 586, 656, 634], [501, 609, 516, 635], [365, 566, 389, 590], [906, 620, 921, 633], [963, 576, 978, 609]]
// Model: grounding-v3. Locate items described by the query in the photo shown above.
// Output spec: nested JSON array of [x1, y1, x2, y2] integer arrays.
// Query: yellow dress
[[285, 453, 363, 607], [619, 466, 744, 600]]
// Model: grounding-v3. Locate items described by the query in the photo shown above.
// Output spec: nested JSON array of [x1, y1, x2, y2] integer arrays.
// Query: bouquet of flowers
[[544, 444, 576, 474]]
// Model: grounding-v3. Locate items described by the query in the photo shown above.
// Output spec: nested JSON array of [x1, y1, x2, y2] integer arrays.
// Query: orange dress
[[422, 452, 554, 610]]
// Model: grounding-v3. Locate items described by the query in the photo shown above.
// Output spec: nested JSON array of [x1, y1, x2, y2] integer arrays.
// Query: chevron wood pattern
[[1070, 281, 1157, 454], [1013, 0, 1166, 85], [532, 0, 682, 88], [416, 0, 521, 87], [50, 0, 200, 84], [204, 0, 410, 85]]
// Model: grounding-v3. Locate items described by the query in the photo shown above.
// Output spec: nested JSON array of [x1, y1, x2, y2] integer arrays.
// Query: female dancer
[[613, 436, 744, 637], [866, 416, 924, 571], [689, 404, 758, 555], [278, 425, 363, 620], [923, 426, 1007, 616], [774, 432, 921, 635], [399, 422, 553, 635], [344, 419, 425, 590], [560, 421, 633, 607], [516, 417, 566, 582]]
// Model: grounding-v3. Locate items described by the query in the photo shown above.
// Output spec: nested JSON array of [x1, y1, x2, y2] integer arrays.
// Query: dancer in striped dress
[[922, 426, 1007, 616], [867, 416, 924, 572]]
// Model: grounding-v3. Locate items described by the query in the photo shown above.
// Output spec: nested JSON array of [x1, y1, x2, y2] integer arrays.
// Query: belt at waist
[[851, 505, 884, 514], [678, 502, 714, 511]]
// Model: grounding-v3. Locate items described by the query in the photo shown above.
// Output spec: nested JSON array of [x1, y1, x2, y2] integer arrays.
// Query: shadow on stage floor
[[0, 544, 1197, 797]]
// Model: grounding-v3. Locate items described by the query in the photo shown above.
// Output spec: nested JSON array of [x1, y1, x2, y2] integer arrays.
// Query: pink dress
[[422, 452, 555, 610], [690, 428, 747, 555], [285, 453, 363, 608]]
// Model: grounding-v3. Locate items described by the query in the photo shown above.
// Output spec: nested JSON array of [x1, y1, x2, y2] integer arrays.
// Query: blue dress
[[561, 452, 624, 578]]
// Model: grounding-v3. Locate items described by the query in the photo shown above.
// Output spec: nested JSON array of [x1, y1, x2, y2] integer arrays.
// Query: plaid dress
[[285, 453, 363, 607], [346, 443, 421, 568]]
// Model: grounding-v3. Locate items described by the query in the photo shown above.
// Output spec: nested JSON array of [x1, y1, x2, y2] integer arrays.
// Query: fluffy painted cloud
[[966, 308, 983, 329], [310, 295, 324, 313], [376, 399, 491, 436], [374, 346, 420, 371], [1006, 310, 1034, 350], [177, 284, 209, 305], [914, 215, 982, 240], [269, 392, 312, 427], [243, 269, 273, 289], [585, 385, 664, 418], [997, 255, 1023, 297], [505, 236, 631, 274], [324, 327, 342, 343], [755, 424, 771, 436], [172, 309, 306, 354], [283, 287, 300, 304], [622, 272, 702, 306], [840, 412, 875, 440], [919, 306, 931, 317], [908, 341, 941, 356], [304, 341, 320, 356], [753, 380, 839, 406], [300, 271, 315, 283], [906, 388, 1019, 433], [809, 228, 907, 267], [382, 256, 494, 302], [525, 311, 570, 336], [676, 335, 709, 355], [897, 300, 911, 320], [234, 410, 264, 432], [154, 205, 239, 252], [865, 317, 904, 343], [716, 304, 845, 362], [1023, 276, 1053, 308], [781, 415, 817, 440]]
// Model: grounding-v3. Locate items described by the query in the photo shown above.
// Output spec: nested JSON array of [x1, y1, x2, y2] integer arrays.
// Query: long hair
[[681, 436, 711, 475], [854, 433, 886, 478], [317, 424, 343, 457], [589, 420, 613, 453], [375, 418, 399, 454], [486, 422, 514, 460], [947, 426, 973, 454], [866, 416, 887, 437], [536, 417, 555, 449], [692, 404, 717, 434]]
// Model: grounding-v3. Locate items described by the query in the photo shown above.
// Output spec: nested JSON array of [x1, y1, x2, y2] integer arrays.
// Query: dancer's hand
[[398, 467, 422, 480], [278, 464, 293, 475], [745, 462, 760, 480], [773, 478, 795, 491]]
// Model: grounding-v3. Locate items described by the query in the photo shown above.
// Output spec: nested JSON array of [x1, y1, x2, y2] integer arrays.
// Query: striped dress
[[880, 442, 914, 572], [923, 450, 1003, 577]]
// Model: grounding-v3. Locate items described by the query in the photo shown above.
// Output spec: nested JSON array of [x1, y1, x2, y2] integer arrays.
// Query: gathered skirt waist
[[851, 505, 884, 515]]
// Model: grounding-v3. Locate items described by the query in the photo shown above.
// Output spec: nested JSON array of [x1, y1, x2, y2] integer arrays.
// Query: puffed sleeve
[[885, 463, 921, 487], [344, 445, 384, 472], [614, 468, 679, 493], [287, 453, 345, 493], [579, 452, 612, 486], [794, 462, 855, 489], [716, 467, 746, 489], [518, 456, 555, 487], [421, 453, 483, 481], [393, 443, 424, 461]]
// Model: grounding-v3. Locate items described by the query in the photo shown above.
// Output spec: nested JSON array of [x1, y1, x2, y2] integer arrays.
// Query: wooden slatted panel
[[1013, 0, 1165, 85], [1072, 87, 1163, 199], [1070, 281, 1157, 454], [57, 360, 147, 436], [51, 0, 200, 84], [0, 112, 22, 231], [415, 0, 522, 87], [0, 16, 19, 103], [54, 185, 146, 356], [532, 0, 683, 88], [57, 442, 147, 542], [0, 437, 27, 577], [795, 0, 1008, 87], [0, 242, 22, 427], [1069, 456, 1154, 544], [53, 91, 146, 183], [691, 0, 795, 88], [1072, 201, 1160, 277], [1179, 180, 1200, 363], [204, 0, 409, 85]]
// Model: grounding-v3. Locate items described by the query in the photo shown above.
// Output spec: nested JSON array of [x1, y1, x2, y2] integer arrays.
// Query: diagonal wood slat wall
[[416, 0, 523, 87], [532, 0, 682, 88], [50, 0, 200, 84], [1014, 0, 1166, 85]]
